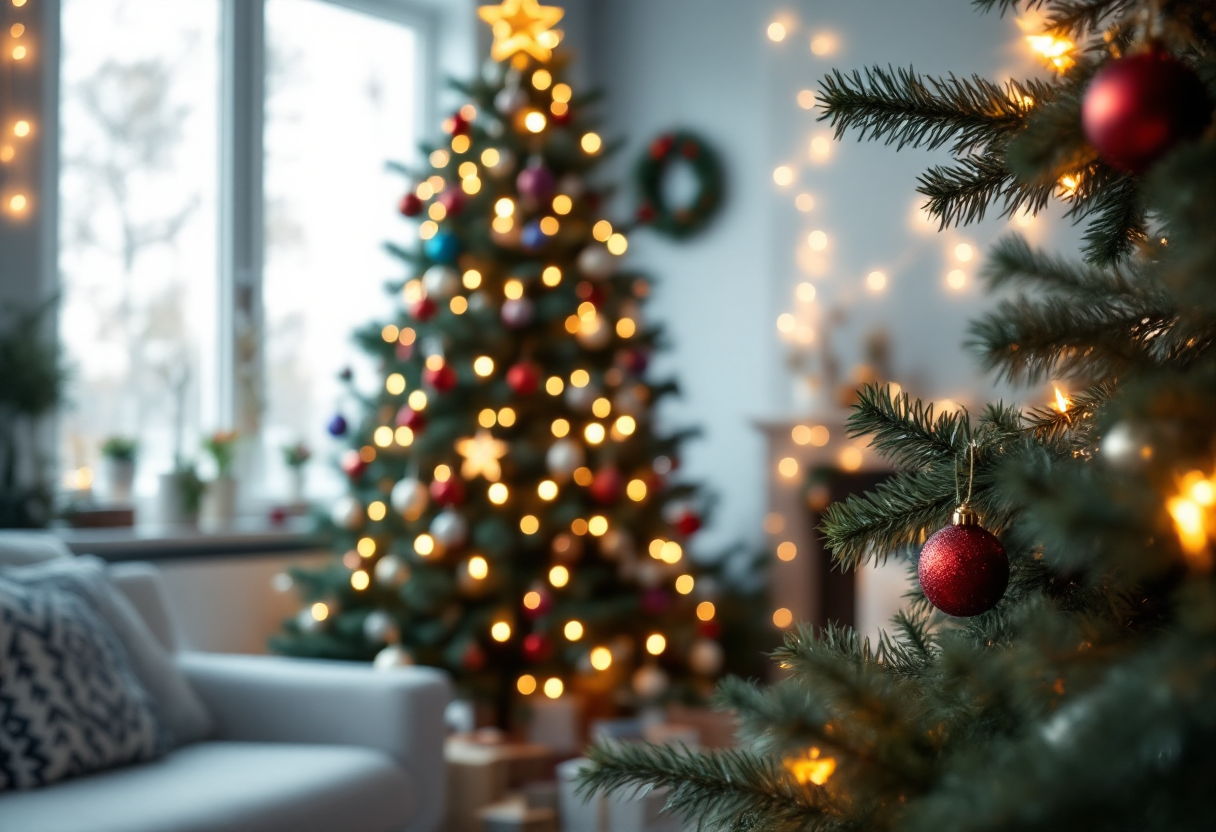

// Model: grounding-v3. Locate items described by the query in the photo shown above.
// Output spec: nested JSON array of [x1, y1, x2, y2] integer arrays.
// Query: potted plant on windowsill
[[201, 430, 239, 529], [281, 440, 311, 505], [99, 436, 138, 504]]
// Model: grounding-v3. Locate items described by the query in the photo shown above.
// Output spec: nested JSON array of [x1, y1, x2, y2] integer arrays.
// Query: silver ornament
[[272, 572, 294, 593], [375, 555, 410, 588], [501, 297, 535, 328], [612, 384, 646, 416], [331, 496, 364, 530], [430, 509, 469, 549], [390, 477, 429, 516], [423, 265, 462, 300], [689, 638, 724, 676], [565, 382, 601, 412], [577, 244, 620, 281], [373, 644, 415, 670], [1101, 421, 1152, 467], [632, 664, 669, 700], [494, 85, 528, 117], [363, 610, 400, 645], [546, 439, 585, 480], [556, 173, 586, 199], [296, 606, 325, 634]]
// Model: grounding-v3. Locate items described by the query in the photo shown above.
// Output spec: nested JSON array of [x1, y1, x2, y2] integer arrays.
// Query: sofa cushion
[[0, 533, 71, 568], [4, 557, 212, 748], [0, 577, 162, 791], [0, 741, 415, 832]]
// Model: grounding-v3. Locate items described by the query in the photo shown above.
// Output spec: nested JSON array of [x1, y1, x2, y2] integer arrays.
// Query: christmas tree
[[273, 0, 738, 718], [580, 1, 1216, 828]]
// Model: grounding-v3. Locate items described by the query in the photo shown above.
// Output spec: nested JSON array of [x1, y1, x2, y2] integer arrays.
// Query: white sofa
[[0, 533, 452, 832]]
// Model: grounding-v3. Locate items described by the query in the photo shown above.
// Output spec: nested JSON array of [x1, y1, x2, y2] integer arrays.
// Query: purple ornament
[[641, 588, 672, 616], [501, 297, 536, 329], [516, 164, 556, 200], [326, 413, 348, 437]]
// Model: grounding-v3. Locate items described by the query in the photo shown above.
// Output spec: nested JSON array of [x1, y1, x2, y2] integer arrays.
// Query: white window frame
[[42, 0, 478, 497]]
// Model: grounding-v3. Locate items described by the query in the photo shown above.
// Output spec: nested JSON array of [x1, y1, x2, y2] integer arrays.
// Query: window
[[57, 0, 424, 504]]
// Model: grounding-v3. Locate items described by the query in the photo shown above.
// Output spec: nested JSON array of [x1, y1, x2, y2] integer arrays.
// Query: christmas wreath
[[634, 130, 724, 240]]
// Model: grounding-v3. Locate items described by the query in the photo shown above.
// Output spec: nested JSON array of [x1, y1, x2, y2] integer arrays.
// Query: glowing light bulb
[[549, 565, 569, 588], [14, 120, 30, 138], [310, 602, 329, 621], [473, 356, 495, 377], [606, 233, 628, 255], [517, 674, 537, 694], [538, 480, 559, 500], [542, 266, 562, 287], [552, 194, 573, 214], [357, 537, 376, 557], [797, 90, 815, 109], [564, 620, 584, 640], [807, 230, 828, 251], [697, 601, 716, 621], [532, 68, 552, 90], [777, 542, 797, 561], [524, 111, 547, 133], [350, 570, 370, 590], [544, 678, 564, 698], [520, 515, 540, 534], [414, 534, 435, 556], [866, 271, 887, 292], [584, 423, 606, 444], [626, 479, 647, 501], [590, 647, 612, 670], [767, 21, 787, 42], [614, 416, 636, 436], [947, 269, 967, 290], [839, 447, 863, 471], [778, 457, 800, 478], [367, 501, 387, 521], [581, 132, 602, 154], [552, 83, 572, 103], [954, 243, 974, 262], [488, 483, 509, 505], [675, 574, 695, 595], [645, 634, 666, 655], [491, 621, 512, 642], [795, 193, 814, 212], [523, 591, 542, 610], [468, 556, 489, 580], [773, 607, 794, 628], [773, 165, 794, 187]]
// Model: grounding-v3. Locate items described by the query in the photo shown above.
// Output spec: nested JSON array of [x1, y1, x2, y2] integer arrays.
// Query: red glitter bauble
[[589, 467, 623, 505], [649, 134, 674, 160], [430, 477, 466, 507], [918, 518, 1009, 617], [340, 450, 368, 479], [399, 192, 423, 217], [448, 113, 471, 137], [423, 363, 458, 392], [506, 361, 541, 396], [522, 633, 553, 663], [1082, 51, 1211, 173], [411, 297, 438, 322], [395, 406, 426, 432], [438, 188, 466, 216], [675, 510, 702, 536]]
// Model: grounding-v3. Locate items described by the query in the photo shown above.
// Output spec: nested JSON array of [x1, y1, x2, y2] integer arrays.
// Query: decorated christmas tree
[[273, 0, 740, 718], [581, 1, 1216, 828]]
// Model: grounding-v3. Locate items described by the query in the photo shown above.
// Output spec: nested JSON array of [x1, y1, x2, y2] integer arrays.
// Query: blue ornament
[[327, 414, 348, 437], [521, 220, 548, 252], [424, 230, 460, 264]]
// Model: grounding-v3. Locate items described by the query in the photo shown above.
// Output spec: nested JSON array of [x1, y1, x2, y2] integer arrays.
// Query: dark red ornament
[[616, 348, 649, 375], [918, 505, 1009, 617], [423, 363, 458, 392], [589, 467, 623, 505], [411, 297, 438, 322], [636, 202, 656, 224], [641, 588, 671, 616], [697, 619, 722, 640], [430, 477, 466, 507], [522, 587, 553, 620], [395, 406, 426, 432], [399, 192, 423, 217], [438, 188, 466, 216], [649, 134, 674, 160], [1082, 51, 1212, 174], [462, 642, 486, 671], [551, 108, 572, 126], [522, 632, 553, 663], [675, 510, 702, 537], [340, 449, 368, 479], [447, 113, 471, 137], [506, 361, 542, 396]]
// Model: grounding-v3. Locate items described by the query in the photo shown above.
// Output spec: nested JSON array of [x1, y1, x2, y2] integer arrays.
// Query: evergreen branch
[[918, 153, 1054, 228], [878, 609, 939, 676], [818, 67, 1043, 155], [1021, 381, 1115, 447], [821, 469, 959, 569], [846, 385, 968, 471], [972, 0, 1135, 39], [714, 676, 832, 756], [578, 743, 838, 832], [982, 235, 1149, 299], [1070, 174, 1146, 266]]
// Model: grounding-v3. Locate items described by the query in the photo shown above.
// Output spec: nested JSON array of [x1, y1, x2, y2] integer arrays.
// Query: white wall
[[577, 0, 1077, 553]]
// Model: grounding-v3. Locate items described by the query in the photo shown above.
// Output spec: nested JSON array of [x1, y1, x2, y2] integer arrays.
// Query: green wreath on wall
[[633, 130, 724, 240]]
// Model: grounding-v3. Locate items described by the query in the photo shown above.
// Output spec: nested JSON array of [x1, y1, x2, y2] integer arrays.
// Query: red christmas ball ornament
[[423, 362, 458, 392], [675, 509, 702, 537], [522, 632, 553, 663], [430, 477, 466, 507], [636, 202, 656, 224], [438, 188, 466, 216], [410, 297, 438, 322], [1082, 51, 1212, 174], [698, 619, 722, 640], [589, 467, 624, 505], [918, 505, 1009, 617], [506, 361, 542, 396], [462, 642, 486, 671], [395, 406, 427, 432], [398, 192, 423, 217], [522, 587, 553, 620], [447, 112, 471, 137], [340, 449, 368, 479], [649, 134, 674, 160]]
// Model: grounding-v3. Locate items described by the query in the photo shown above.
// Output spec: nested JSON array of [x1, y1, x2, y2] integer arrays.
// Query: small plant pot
[[158, 472, 199, 528], [288, 467, 306, 505], [103, 458, 136, 504], [202, 475, 238, 529]]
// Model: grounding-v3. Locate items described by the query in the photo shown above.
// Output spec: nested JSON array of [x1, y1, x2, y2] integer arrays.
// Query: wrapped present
[[556, 756, 685, 832], [523, 694, 583, 755], [447, 736, 558, 832], [479, 796, 559, 832], [665, 704, 738, 748]]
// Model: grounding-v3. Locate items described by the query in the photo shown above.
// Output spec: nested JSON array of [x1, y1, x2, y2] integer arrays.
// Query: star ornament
[[478, 0, 564, 64], [456, 429, 509, 482]]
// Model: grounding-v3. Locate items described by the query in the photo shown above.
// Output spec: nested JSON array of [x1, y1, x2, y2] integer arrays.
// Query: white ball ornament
[[296, 606, 324, 634], [374, 555, 410, 588], [423, 265, 462, 300], [501, 297, 535, 328], [689, 638, 725, 677], [1101, 421, 1153, 468], [565, 382, 601, 413], [373, 644, 416, 670], [272, 572, 294, 593], [363, 610, 399, 645], [390, 478, 428, 517], [494, 85, 528, 117], [612, 384, 646, 416], [556, 173, 586, 199], [430, 509, 469, 549], [632, 664, 670, 700], [546, 439, 585, 481], [577, 244, 620, 281], [331, 496, 364, 530]]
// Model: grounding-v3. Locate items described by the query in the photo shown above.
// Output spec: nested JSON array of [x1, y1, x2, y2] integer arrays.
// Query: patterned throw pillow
[[0, 577, 162, 791]]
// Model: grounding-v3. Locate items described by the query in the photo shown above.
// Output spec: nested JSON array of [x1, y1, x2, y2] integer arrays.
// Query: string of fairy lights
[[759, 12, 1085, 636], [1, 0, 35, 220]]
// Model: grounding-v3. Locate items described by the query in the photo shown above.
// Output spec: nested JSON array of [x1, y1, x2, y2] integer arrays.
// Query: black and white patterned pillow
[[0, 576, 162, 791]]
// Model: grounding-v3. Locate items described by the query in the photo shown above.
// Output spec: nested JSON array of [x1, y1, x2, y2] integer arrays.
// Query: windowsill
[[49, 517, 327, 562]]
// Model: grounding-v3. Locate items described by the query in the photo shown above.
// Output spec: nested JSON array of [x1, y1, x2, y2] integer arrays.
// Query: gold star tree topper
[[478, 0, 564, 64], [456, 430, 509, 482]]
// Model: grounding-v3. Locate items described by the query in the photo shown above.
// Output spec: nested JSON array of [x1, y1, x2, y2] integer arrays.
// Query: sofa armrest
[[179, 652, 452, 832]]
